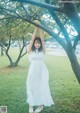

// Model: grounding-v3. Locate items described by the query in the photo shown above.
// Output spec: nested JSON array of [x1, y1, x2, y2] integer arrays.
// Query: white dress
[[26, 49, 54, 106]]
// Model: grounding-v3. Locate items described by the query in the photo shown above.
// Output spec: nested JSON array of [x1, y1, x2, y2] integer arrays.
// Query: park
[[0, 0, 80, 113]]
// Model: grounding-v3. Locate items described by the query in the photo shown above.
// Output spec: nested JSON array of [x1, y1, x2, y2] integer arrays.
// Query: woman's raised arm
[[27, 27, 39, 53], [39, 29, 46, 53]]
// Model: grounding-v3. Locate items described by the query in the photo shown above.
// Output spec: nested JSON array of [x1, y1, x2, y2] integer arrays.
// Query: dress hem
[[26, 101, 54, 107]]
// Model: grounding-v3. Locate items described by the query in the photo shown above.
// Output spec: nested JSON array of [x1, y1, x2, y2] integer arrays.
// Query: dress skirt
[[26, 51, 54, 106]]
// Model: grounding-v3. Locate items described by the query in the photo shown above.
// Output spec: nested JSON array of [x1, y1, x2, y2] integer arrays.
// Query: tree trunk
[[15, 54, 21, 66], [63, 0, 80, 34], [5, 52, 17, 67], [66, 48, 80, 83], [6, 51, 23, 67], [9, 62, 18, 67], [1, 47, 4, 56], [5, 45, 26, 67], [62, 0, 80, 47]]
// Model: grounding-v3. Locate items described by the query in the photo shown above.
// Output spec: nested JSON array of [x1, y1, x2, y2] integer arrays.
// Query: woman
[[26, 27, 54, 113]]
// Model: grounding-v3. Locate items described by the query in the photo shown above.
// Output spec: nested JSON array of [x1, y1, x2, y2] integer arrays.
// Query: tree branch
[[0, 42, 7, 52], [11, 0, 63, 12], [20, 3, 32, 19], [6, 35, 11, 54], [0, 6, 21, 18], [47, 10, 72, 48], [45, 0, 50, 4], [15, 16, 67, 51]]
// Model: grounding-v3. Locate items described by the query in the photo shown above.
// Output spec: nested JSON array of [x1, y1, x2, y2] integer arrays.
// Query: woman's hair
[[31, 37, 43, 52]]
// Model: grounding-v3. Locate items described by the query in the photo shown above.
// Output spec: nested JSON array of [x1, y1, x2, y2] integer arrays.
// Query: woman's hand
[[39, 28, 46, 53], [27, 27, 39, 53], [35, 27, 39, 31]]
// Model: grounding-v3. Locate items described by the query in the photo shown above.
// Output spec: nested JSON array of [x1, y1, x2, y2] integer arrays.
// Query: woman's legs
[[37, 105, 43, 108], [28, 104, 43, 113], [29, 105, 33, 113], [29, 105, 33, 108]]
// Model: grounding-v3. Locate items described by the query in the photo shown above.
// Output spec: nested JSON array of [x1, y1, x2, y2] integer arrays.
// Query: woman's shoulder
[[27, 51, 33, 55]]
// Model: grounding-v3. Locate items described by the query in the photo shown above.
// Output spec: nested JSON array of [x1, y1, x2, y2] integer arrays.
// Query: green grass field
[[0, 48, 80, 113]]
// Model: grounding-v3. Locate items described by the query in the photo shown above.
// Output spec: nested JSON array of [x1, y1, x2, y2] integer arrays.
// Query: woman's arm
[[39, 29, 46, 53], [27, 27, 38, 53]]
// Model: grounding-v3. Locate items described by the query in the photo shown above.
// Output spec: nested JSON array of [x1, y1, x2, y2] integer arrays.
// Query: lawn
[[0, 48, 80, 113]]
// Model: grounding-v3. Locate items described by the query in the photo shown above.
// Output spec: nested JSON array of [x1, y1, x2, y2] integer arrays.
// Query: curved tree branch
[[11, 0, 63, 12], [62, 0, 80, 45], [44, 1, 72, 48], [16, 16, 67, 51]]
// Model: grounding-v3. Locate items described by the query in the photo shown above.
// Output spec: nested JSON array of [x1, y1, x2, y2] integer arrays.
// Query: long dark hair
[[31, 37, 43, 52]]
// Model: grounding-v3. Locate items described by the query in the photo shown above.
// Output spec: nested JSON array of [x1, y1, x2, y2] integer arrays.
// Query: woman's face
[[34, 40, 41, 49]]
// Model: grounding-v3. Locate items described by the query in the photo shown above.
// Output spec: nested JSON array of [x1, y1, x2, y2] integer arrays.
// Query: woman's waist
[[31, 59, 44, 63], [32, 60, 43, 62]]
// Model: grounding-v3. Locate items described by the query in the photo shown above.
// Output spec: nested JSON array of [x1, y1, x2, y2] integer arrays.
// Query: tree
[[0, 0, 80, 83], [0, 19, 34, 67]]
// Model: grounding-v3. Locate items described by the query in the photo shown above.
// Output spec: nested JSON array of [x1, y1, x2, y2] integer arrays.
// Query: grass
[[0, 48, 80, 113]]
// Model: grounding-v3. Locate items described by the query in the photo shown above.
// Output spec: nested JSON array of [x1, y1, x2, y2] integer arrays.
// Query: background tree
[[0, 18, 34, 67]]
